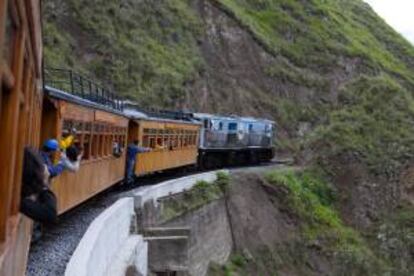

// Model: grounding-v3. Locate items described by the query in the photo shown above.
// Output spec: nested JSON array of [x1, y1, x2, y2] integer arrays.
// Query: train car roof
[[45, 86, 200, 125], [45, 85, 127, 117], [126, 108, 201, 126], [193, 113, 275, 124], [123, 102, 200, 125]]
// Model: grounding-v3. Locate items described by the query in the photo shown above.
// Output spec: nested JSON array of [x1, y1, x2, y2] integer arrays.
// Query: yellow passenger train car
[[0, 0, 43, 275], [42, 76, 201, 214], [128, 116, 200, 176], [42, 84, 129, 213]]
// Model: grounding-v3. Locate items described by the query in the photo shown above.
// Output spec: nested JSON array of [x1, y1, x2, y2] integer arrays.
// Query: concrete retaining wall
[[65, 170, 226, 276], [163, 199, 233, 276], [133, 171, 226, 207], [64, 198, 147, 276]]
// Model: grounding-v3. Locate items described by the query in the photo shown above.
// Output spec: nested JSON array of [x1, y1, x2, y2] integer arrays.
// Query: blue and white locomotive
[[194, 113, 275, 169]]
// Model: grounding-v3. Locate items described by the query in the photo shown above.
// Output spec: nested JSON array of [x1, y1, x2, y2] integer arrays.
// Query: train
[[0, 1, 275, 275]]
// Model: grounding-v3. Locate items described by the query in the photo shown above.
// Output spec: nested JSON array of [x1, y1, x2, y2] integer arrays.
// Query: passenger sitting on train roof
[[125, 140, 151, 185], [20, 147, 57, 223], [41, 139, 66, 178]]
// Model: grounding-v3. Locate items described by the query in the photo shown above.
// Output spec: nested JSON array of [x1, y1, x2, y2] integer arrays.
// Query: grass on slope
[[43, 0, 204, 107], [213, 0, 414, 156], [266, 169, 392, 275], [216, 0, 414, 85], [308, 75, 414, 174], [160, 172, 229, 222]]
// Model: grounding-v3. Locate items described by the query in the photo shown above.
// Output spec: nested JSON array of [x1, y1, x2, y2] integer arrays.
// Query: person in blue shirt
[[40, 139, 65, 179], [125, 140, 151, 185]]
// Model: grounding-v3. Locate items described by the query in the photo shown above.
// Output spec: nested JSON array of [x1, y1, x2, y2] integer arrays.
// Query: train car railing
[[44, 68, 124, 111], [124, 102, 194, 121]]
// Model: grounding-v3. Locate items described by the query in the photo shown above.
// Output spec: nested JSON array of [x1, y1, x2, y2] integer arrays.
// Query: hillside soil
[[207, 171, 413, 276]]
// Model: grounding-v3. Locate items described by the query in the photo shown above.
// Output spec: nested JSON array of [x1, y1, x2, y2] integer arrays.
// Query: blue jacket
[[126, 144, 149, 162], [41, 152, 65, 178]]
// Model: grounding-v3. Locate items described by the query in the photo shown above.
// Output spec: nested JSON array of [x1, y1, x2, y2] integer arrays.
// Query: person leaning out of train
[[61, 145, 83, 172], [125, 140, 151, 185], [59, 128, 84, 172], [20, 147, 57, 224], [41, 139, 66, 178], [59, 127, 77, 150]]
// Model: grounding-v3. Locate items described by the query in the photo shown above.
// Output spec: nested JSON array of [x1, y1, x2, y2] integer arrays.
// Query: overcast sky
[[364, 0, 414, 44]]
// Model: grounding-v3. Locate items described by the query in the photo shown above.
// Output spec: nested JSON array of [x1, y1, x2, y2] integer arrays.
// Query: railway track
[[26, 160, 287, 276]]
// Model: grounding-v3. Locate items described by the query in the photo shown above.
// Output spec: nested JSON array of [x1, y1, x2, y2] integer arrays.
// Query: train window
[[62, 120, 73, 135], [192, 132, 197, 146], [104, 134, 109, 156], [157, 137, 163, 148], [82, 123, 91, 160], [83, 134, 91, 160], [84, 122, 92, 132], [157, 129, 164, 148], [163, 134, 169, 149], [102, 129, 107, 156], [92, 134, 99, 158], [98, 133, 104, 156], [228, 123, 237, 131], [109, 134, 114, 155], [74, 121, 83, 133], [218, 122, 223, 131], [71, 121, 82, 154], [120, 134, 124, 147], [172, 132, 178, 149], [183, 131, 188, 147], [92, 123, 100, 158], [143, 135, 149, 147], [149, 137, 156, 148]]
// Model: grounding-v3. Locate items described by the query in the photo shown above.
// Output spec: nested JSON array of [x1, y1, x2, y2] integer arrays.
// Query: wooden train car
[[0, 0, 43, 275], [42, 87, 129, 214], [128, 117, 200, 176]]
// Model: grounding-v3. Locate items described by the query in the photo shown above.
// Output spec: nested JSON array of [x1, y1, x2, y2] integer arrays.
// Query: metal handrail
[[123, 102, 194, 121], [44, 68, 124, 111]]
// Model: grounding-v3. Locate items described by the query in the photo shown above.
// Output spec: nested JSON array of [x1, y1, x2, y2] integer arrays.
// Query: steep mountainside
[[43, 0, 414, 274]]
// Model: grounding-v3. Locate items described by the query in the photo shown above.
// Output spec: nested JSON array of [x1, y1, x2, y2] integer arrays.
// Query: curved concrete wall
[[133, 171, 227, 207], [64, 198, 146, 276], [65, 170, 226, 276]]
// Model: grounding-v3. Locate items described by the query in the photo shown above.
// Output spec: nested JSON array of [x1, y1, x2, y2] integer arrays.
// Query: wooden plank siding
[[132, 119, 200, 175], [43, 99, 129, 214], [0, 0, 43, 275]]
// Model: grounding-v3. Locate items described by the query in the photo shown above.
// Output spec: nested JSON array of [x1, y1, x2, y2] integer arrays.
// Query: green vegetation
[[160, 172, 230, 221], [266, 169, 391, 274], [217, 0, 414, 83], [308, 75, 414, 174], [208, 254, 248, 276], [369, 203, 414, 273], [43, 0, 204, 106], [213, 0, 414, 152]]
